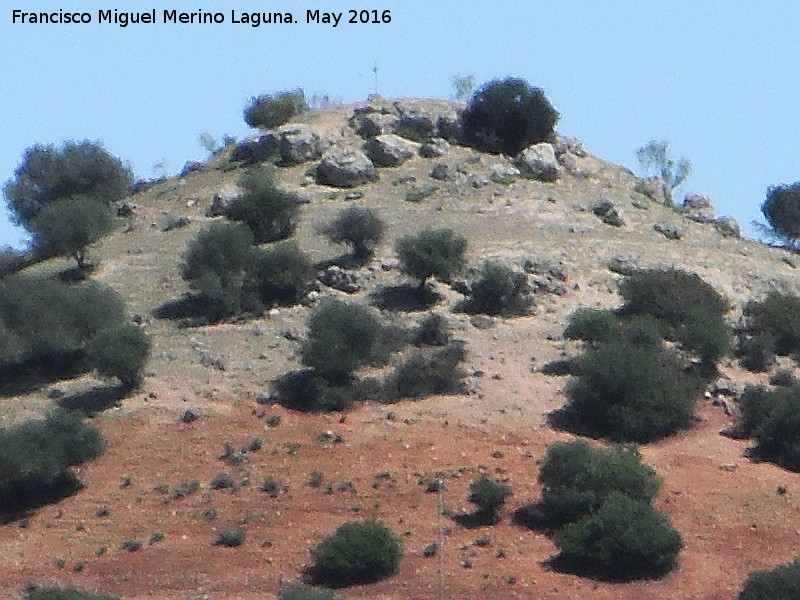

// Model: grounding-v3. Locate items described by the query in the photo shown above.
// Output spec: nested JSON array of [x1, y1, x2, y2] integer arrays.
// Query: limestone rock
[[231, 133, 280, 164], [368, 134, 417, 167], [517, 143, 560, 182], [278, 124, 321, 165], [592, 198, 625, 227], [318, 266, 363, 294], [635, 177, 668, 204], [714, 216, 741, 238], [420, 138, 452, 158], [316, 147, 377, 188], [683, 192, 715, 223]]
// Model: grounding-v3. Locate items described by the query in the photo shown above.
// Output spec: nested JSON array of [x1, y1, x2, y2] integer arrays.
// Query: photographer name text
[[11, 8, 392, 27]]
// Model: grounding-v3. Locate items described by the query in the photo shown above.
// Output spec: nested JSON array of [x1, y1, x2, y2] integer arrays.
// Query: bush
[[0, 410, 105, 509], [534, 440, 660, 527], [229, 167, 300, 244], [4, 141, 131, 266], [553, 492, 681, 581], [744, 292, 800, 355], [739, 557, 800, 600], [414, 313, 450, 346], [619, 268, 728, 326], [750, 392, 800, 472], [395, 228, 467, 289], [387, 342, 466, 400], [321, 206, 384, 260], [22, 586, 120, 600], [736, 385, 792, 439], [468, 476, 511, 518], [278, 582, 342, 600], [762, 182, 800, 246], [301, 300, 381, 382], [182, 222, 257, 320], [461, 78, 559, 156], [738, 333, 777, 372], [677, 309, 732, 364], [565, 342, 697, 442], [308, 520, 402, 586], [251, 241, 315, 305], [457, 261, 531, 316], [244, 89, 308, 130], [86, 323, 150, 388], [213, 527, 246, 547], [564, 309, 619, 345]]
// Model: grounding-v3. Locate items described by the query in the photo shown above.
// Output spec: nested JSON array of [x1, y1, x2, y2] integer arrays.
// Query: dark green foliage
[[736, 385, 791, 439], [272, 370, 378, 412], [22, 585, 120, 600], [262, 477, 282, 497], [534, 440, 660, 528], [182, 222, 257, 320], [395, 228, 468, 288], [308, 520, 402, 586], [566, 342, 696, 442], [86, 323, 150, 387], [461, 78, 560, 156], [739, 557, 800, 600], [744, 292, 800, 355], [30, 197, 114, 266], [468, 476, 511, 516], [0, 248, 28, 279], [564, 309, 619, 345], [619, 268, 728, 326], [229, 167, 300, 244], [4, 141, 131, 267], [301, 300, 381, 382], [414, 313, 450, 346], [457, 261, 531, 317], [210, 473, 236, 490], [678, 309, 732, 364], [387, 342, 466, 400], [738, 333, 777, 372], [251, 241, 315, 305], [244, 89, 308, 130], [322, 206, 385, 259], [553, 492, 682, 581], [0, 410, 105, 510], [762, 182, 800, 245], [751, 393, 800, 472], [213, 528, 246, 547], [4, 141, 132, 228], [278, 581, 343, 600]]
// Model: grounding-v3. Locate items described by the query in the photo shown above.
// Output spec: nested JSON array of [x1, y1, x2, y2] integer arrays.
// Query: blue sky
[[2, 1, 798, 247]]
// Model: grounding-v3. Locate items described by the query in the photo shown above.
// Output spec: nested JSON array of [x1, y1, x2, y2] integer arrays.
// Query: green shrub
[[261, 477, 282, 497], [86, 323, 150, 388], [302, 300, 382, 382], [213, 527, 246, 547], [395, 228, 467, 289], [566, 342, 697, 442], [677, 309, 732, 364], [308, 520, 402, 586], [534, 440, 660, 527], [22, 585, 120, 600], [321, 206, 385, 260], [30, 197, 114, 267], [229, 167, 300, 244], [619, 268, 728, 326], [414, 313, 450, 346], [738, 333, 777, 372], [751, 392, 800, 472], [278, 581, 343, 600], [762, 182, 800, 246], [182, 222, 257, 320], [387, 342, 466, 400], [457, 261, 531, 316], [468, 476, 511, 517], [244, 89, 308, 130], [744, 292, 800, 355], [251, 241, 315, 306], [736, 385, 791, 439], [564, 308, 618, 345], [739, 557, 800, 600], [553, 492, 681, 581], [0, 410, 105, 509], [461, 78, 559, 155]]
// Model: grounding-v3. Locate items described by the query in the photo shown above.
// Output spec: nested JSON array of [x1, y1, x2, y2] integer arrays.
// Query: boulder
[[635, 177, 668, 204], [318, 266, 363, 293], [316, 147, 377, 188], [592, 198, 625, 227], [207, 185, 241, 217], [278, 125, 321, 164], [682, 192, 715, 223], [608, 254, 640, 276], [351, 111, 399, 138], [420, 138, 452, 158], [489, 160, 521, 184], [517, 143, 560, 182], [552, 134, 586, 157], [714, 216, 741, 238], [231, 133, 280, 164], [368, 134, 417, 167], [430, 162, 459, 182], [436, 114, 463, 143], [654, 223, 683, 240]]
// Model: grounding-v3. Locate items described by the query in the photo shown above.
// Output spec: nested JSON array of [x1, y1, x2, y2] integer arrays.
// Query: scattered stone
[[608, 254, 640, 275], [523, 259, 567, 282], [654, 223, 683, 240], [181, 409, 201, 423], [368, 134, 418, 167], [517, 143, 560, 182], [711, 379, 744, 398], [714, 216, 741, 238], [116, 202, 138, 217], [207, 185, 241, 217], [406, 183, 439, 203], [530, 277, 568, 295], [783, 256, 798, 269], [318, 266, 363, 293], [592, 198, 625, 227], [682, 192, 715, 223], [430, 162, 458, 182], [344, 192, 364, 201], [489, 161, 521, 184], [468, 173, 491, 188], [470, 315, 495, 329], [316, 147, 377, 188], [162, 216, 192, 232], [420, 138, 451, 158], [552, 134, 586, 157]]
